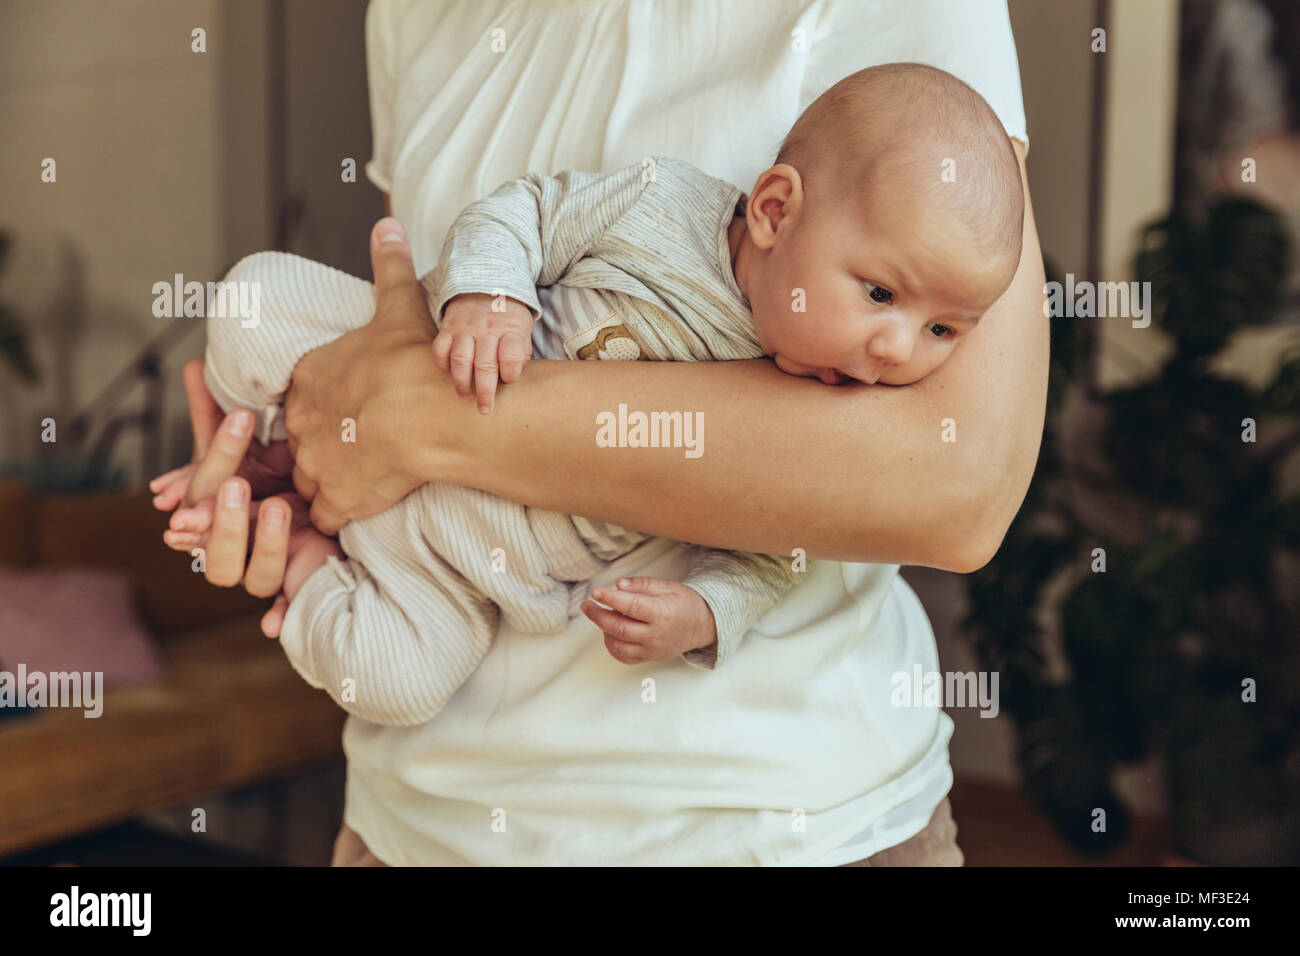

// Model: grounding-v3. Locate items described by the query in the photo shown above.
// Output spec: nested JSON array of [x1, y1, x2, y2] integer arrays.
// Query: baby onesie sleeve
[[680, 548, 800, 670], [426, 163, 649, 322]]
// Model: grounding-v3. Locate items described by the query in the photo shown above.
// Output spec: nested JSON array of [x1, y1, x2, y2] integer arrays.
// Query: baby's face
[[744, 171, 1017, 386]]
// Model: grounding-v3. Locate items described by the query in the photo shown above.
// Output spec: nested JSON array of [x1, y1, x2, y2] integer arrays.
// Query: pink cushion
[[0, 567, 161, 688]]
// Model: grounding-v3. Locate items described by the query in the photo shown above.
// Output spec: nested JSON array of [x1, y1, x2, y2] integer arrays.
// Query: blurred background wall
[[0, 0, 376, 489]]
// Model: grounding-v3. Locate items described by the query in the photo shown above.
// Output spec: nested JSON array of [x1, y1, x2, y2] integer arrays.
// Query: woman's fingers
[[309, 494, 347, 538], [291, 462, 319, 504], [369, 217, 436, 336], [369, 217, 417, 306], [182, 358, 225, 461], [184, 409, 256, 507], [243, 497, 292, 598], [204, 478, 251, 587]]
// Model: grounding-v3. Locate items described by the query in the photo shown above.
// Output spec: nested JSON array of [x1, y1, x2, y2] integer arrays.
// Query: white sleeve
[[363, 0, 399, 193], [802, 0, 1029, 151]]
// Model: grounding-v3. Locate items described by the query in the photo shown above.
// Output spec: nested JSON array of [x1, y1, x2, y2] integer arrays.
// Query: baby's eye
[[864, 281, 893, 305], [929, 324, 954, 338]]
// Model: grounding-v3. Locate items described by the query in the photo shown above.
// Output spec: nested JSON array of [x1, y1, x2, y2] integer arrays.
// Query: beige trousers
[[330, 797, 962, 867]]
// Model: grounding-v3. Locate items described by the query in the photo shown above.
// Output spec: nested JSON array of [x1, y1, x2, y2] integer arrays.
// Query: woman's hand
[[166, 479, 341, 637], [202, 485, 342, 638], [283, 217, 446, 534], [150, 359, 296, 522], [151, 357, 341, 633]]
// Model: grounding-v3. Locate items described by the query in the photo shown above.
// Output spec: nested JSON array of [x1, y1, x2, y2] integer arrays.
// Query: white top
[[348, 0, 1028, 865]]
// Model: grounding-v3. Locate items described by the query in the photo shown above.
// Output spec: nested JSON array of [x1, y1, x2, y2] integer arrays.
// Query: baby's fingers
[[150, 463, 197, 511], [474, 337, 501, 414], [580, 599, 652, 644], [163, 529, 205, 552], [431, 328, 455, 372], [261, 595, 289, 638], [589, 585, 656, 623], [149, 462, 194, 494], [149, 464, 185, 493], [170, 498, 216, 534], [448, 334, 477, 399], [497, 330, 530, 385]]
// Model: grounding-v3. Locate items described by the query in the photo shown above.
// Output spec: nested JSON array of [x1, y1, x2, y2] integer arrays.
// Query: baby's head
[[732, 63, 1025, 385]]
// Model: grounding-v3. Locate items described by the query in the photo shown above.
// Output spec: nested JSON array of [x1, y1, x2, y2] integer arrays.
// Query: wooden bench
[[0, 483, 345, 857]]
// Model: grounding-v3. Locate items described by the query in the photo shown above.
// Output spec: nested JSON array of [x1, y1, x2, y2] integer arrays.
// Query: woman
[[168, 0, 1046, 865]]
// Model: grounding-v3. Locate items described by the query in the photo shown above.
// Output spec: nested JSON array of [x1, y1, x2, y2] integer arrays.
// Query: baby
[[164, 63, 1024, 726]]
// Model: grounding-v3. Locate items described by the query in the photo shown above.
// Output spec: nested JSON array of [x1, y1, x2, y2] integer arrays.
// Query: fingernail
[[221, 481, 245, 508], [377, 217, 405, 244], [263, 505, 285, 530], [618, 578, 630, 588], [479, 404, 491, 414], [226, 409, 253, 437]]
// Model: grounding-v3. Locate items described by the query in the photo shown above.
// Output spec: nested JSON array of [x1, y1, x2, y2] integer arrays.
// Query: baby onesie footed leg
[[203, 251, 599, 725], [202, 251, 381, 444], [277, 483, 596, 726]]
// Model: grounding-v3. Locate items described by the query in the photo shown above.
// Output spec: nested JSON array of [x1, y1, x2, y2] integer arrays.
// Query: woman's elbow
[[925, 510, 1006, 575], [947, 525, 1005, 575], [943, 445, 1039, 573]]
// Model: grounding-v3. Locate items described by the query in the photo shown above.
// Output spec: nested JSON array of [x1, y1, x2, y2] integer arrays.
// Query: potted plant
[[963, 197, 1300, 864], [0, 232, 38, 384]]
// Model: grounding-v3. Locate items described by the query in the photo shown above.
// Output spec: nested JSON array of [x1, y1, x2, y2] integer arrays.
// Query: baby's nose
[[866, 322, 915, 365]]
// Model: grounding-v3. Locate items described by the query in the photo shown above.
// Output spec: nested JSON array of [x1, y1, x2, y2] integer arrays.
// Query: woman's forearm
[[418, 147, 1048, 571], [291, 147, 1046, 568]]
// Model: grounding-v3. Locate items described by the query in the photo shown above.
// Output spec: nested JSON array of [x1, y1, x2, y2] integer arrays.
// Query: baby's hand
[[149, 462, 198, 516], [433, 292, 534, 414], [581, 577, 718, 665]]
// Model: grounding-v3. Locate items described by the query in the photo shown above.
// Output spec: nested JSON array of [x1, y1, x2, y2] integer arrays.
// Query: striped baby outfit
[[203, 157, 798, 726]]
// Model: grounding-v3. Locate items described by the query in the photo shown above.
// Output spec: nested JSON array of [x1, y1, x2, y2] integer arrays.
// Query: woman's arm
[[288, 143, 1047, 572]]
